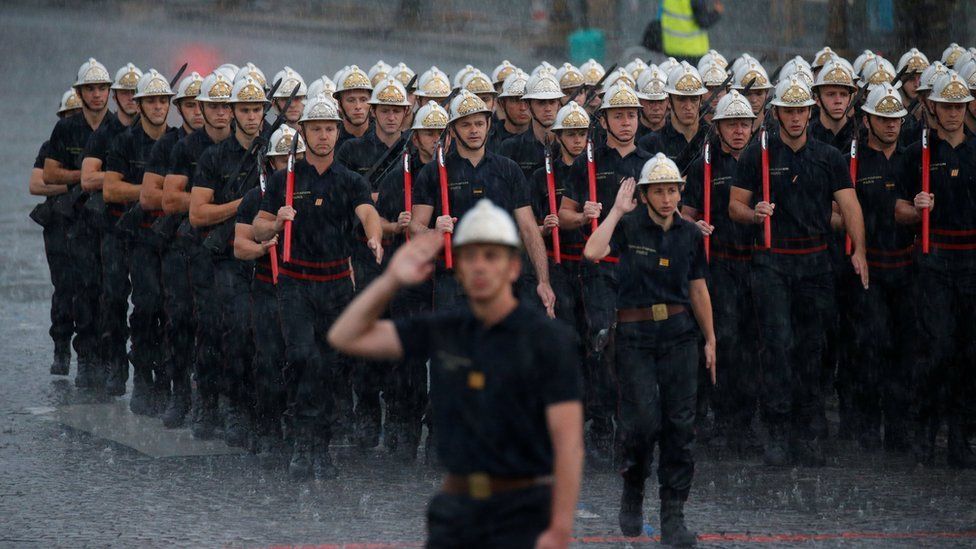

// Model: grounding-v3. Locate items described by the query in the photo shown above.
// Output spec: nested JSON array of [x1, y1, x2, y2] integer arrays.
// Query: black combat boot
[[254, 419, 285, 470], [191, 391, 220, 440], [50, 341, 71, 376], [222, 397, 249, 448], [763, 424, 790, 466], [129, 364, 156, 416], [103, 352, 129, 396], [792, 436, 826, 467], [618, 476, 645, 537], [74, 357, 97, 389], [161, 374, 191, 428], [312, 435, 338, 480], [947, 423, 976, 469], [289, 434, 313, 481], [913, 417, 938, 466], [660, 499, 697, 547], [882, 420, 910, 452]]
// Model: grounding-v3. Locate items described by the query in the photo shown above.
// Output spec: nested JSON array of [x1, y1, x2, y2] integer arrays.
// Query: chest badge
[[659, 257, 670, 267], [467, 371, 485, 390], [951, 169, 959, 177], [315, 198, 323, 206]]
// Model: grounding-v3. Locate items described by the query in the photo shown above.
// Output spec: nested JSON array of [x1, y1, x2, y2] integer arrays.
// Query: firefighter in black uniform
[[142, 71, 205, 427], [635, 65, 669, 139], [29, 89, 82, 375], [487, 70, 531, 153], [896, 49, 930, 146], [584, 154, 714, 546], [638, 65, 710, 172], [328, 201, 583, 549], [270, 67, 306, 131], [559, 82, 652, 462], [682, 90, 760, 453], [729, 75, 869, 467], [809, 60, 857, 153], [498, 71, 564, 181], [253, 92, 384, 480], [44, 58, 114, 389], [189, 76, 267, 446], [334, 66, 373, 150], [162, 71, 233, 437], [374, 101, 448, 462], [233, 125, 303, 467], [839, 84, 915, 451], [730, 59, 773, 137], [894, 72, 976, 468], [103, 69, 175, 413], [84, 63, 142, 393]]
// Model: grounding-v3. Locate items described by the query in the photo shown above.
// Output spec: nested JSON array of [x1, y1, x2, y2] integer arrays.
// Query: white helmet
[[196, 72, 233, 103], [711, 90, 756, 121], [599, 68, 637, 95], [550, 101, 590, 131], [452, 199, 520, 249], [861, 83, 908, 118], [491, 60, 519, 86], [332, 65, 350, 86], [730, 53, 758, 78], [958, 61, 976, 91], [657, 57, 682, 80], [897, 48, 930, 75], [335, 65, 373, 94], [228, 76, 269, 104], [411, 100, 449, 130], [813, 60, 857, 90], [638, 153, 683, 186], [173, 72, 204, 102], [665, 65, 708, 96], [73, 57, 112, 88], [705, 49, 728, 68], [111, 63, 143, 91], [368, 78, 411, 107], [579, 58, 606, 86], [453, 64, 479, 90], [58, 89, 83, 114], [299, 93, 342, 123], [699, 61, 729, 88], [530, 61, 556, 78], [272, 66, 308, 98], [636, 64, 668, 101], [942, 43, 967, 68], [771, 74, 816, 108], [414, 66, 451, 99], [267, 125, 306, 157], [236, 63, 267, 88], [696, 51, 721, 76], [917, 61, 949, 92], [853, 50, 876, 77], [133, 69, 175, 99], [598, 81, 642, 111], [462, 70, 498, 96], [555, 63, 585, 91], [811, 46, 838, 70], [497, 70, 529, 99], [448, 89, 491, 124], [731, 60, 773, 90], [306, 76, 337, 99], [368, 60, 393, 87], [625, 57, 649, 80], [780, 57, 814, 87], [217, 63, 240, 78], [522, 72, 564, 101], [928, 71, 974, 104], [390, 62, 415, 87], [860, 57, 897, 89]]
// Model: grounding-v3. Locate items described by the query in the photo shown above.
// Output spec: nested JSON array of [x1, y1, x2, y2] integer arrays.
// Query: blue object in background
[[644, 523, 655, 536], [569, 28, 606, 65], [868, 0, 894, 32]]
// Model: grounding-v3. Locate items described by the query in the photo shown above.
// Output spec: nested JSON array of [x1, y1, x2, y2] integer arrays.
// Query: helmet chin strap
[[775, 108, 809, 138], [601, 112, 633, 146], [866, 116, 895, 147], [114, 90, 138, 117], [451, 126, 483, 152]]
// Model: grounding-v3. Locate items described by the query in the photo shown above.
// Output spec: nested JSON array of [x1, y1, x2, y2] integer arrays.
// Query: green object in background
[[569, 28, 605, 65]]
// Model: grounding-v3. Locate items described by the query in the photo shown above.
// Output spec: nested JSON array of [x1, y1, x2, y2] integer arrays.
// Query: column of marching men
[[27, 41, 976, 538]]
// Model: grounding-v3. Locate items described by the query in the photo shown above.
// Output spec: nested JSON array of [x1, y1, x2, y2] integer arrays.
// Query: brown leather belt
[[617, 304, 687, 323], [442, 473, 552, 500]]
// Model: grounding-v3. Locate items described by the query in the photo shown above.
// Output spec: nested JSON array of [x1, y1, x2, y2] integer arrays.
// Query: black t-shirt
[[145, 126, 186, 177], [637, 120, 709, 173], [530, 157, 584, 255], [852, 145, 914, 276], [336, 120, 375, 152], [614, 212, 707, 309], [497, 128, 550, 182], [34, 141, 50, 169], [564, 143, 652, 255], [808, 116, 855, 155], [897, 132, 976, 261], [237, 186, 271, 282], [486, 114, 522, 153], [375, 150, 429, 260], [169, 129, 220, 191], [394, 302, 582, 476], [335, 129, 405, 192], [47, 111, 113, 173], [414, 149, 531, 222], [83, 113, 127, 164], [683, 140, 754, 257], [260, 159, 372, 280], [192, 135, 260, 226], [104, 124, 169, 218], [733, 135, 852, 244]]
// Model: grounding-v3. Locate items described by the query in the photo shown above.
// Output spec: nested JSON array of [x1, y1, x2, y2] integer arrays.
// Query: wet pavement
[[3, 4, 976, 548]]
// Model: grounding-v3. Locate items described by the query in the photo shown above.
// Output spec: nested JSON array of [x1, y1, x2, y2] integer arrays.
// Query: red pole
[[761, 127, 771, 250], [586, 137, 598, 233], [282, 144, 296, 263], [403, 148, 412, 242], [259, 163, 279, 284], [845, 136, 858, 255], [921, 125, 930, 254], [544, 146, 561, 264], [703, 141, 712, 262], [437, 141, 453, 269]]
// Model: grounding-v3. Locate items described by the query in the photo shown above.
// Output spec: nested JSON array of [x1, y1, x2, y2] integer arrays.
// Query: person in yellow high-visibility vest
[[658, 0, 723, 62]]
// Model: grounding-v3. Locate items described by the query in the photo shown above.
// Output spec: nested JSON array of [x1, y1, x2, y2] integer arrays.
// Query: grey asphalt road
[[2, 4, 976, 548]]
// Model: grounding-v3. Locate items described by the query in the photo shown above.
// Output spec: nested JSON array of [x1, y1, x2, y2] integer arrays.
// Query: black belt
[[617, 304, 687, 323], [442, 473, 552, 500]]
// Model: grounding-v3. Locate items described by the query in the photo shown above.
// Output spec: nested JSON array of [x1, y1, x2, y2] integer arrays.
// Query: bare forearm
[[43, 161, 80, 186], [252, 216, 278, 242], [558, 202, 585, 229], [327, 272, 403, 359], [728, 199, 756, 225], [895, 200, 921, 225], [162, 176, 190, 214], [140, 173, 165, 210], [104, 178, 141, 204], [80, 159, 105, 192], [582, 207, 621, 261], [364, 210, 384, 243], [518, 213, 550, 284], [839, 201, 866, 252], [689, 281, 715, 343], [30, 169, 66, 196], [233, 226, 267, 260], [190, 199, 240, 228], [550, 434, 582, 535]]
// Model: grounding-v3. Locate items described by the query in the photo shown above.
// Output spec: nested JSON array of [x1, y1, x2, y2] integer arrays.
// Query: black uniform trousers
[[351, 245, 386, 442], [387, 280, 432, 445], [251, 279, 286, 435], [709, 256, 759, 430], [187, 241, 221, 397], [99, 222, 130, 372], [161, 241, 194, 391], [277, 275, 355, 437], [432, 270, 464, 312], [426, 485, 551, 549], [580, 260, 619, 433], [66, 207, 103, 362], [751, 252, 835, 440], [41, 216, 75, 346], [616, 313, 699, 502], [214, 258, 254, 407], [128, 232, 166, 384]]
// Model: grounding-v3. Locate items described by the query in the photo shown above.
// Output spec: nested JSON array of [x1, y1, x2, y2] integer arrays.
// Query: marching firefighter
[[583, 153, 715, 546], [328, 201, 583, 549], [635, 64, 670, 138], [334, 66, 374, 149], [498, 71, 564, 181], [809, 60, 857, 154], [271, 66, 307, 130], [638, 64, 710, 172], [487, 70, 531, 152]]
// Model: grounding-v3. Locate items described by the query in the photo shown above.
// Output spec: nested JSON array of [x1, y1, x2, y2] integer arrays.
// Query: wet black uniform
[[612, 211, 707, 505], [732, 134, 852, 465], [413, 149, 531, 311], [684, 141, 759, 445], [638, 119, 709, 172], [564, 143, 652, 451], [395, 302, 581, 547], [497, 128, 549, 182], [260, 158, 370, 458], [486, 112, 524, 153], [897, 131, 976, 467], [808, 116, 855, 155]]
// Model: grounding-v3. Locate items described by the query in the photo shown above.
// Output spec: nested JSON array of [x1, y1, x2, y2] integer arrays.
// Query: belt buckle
[[468, 472, 491, 500], [652, 303, 668, 322]]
